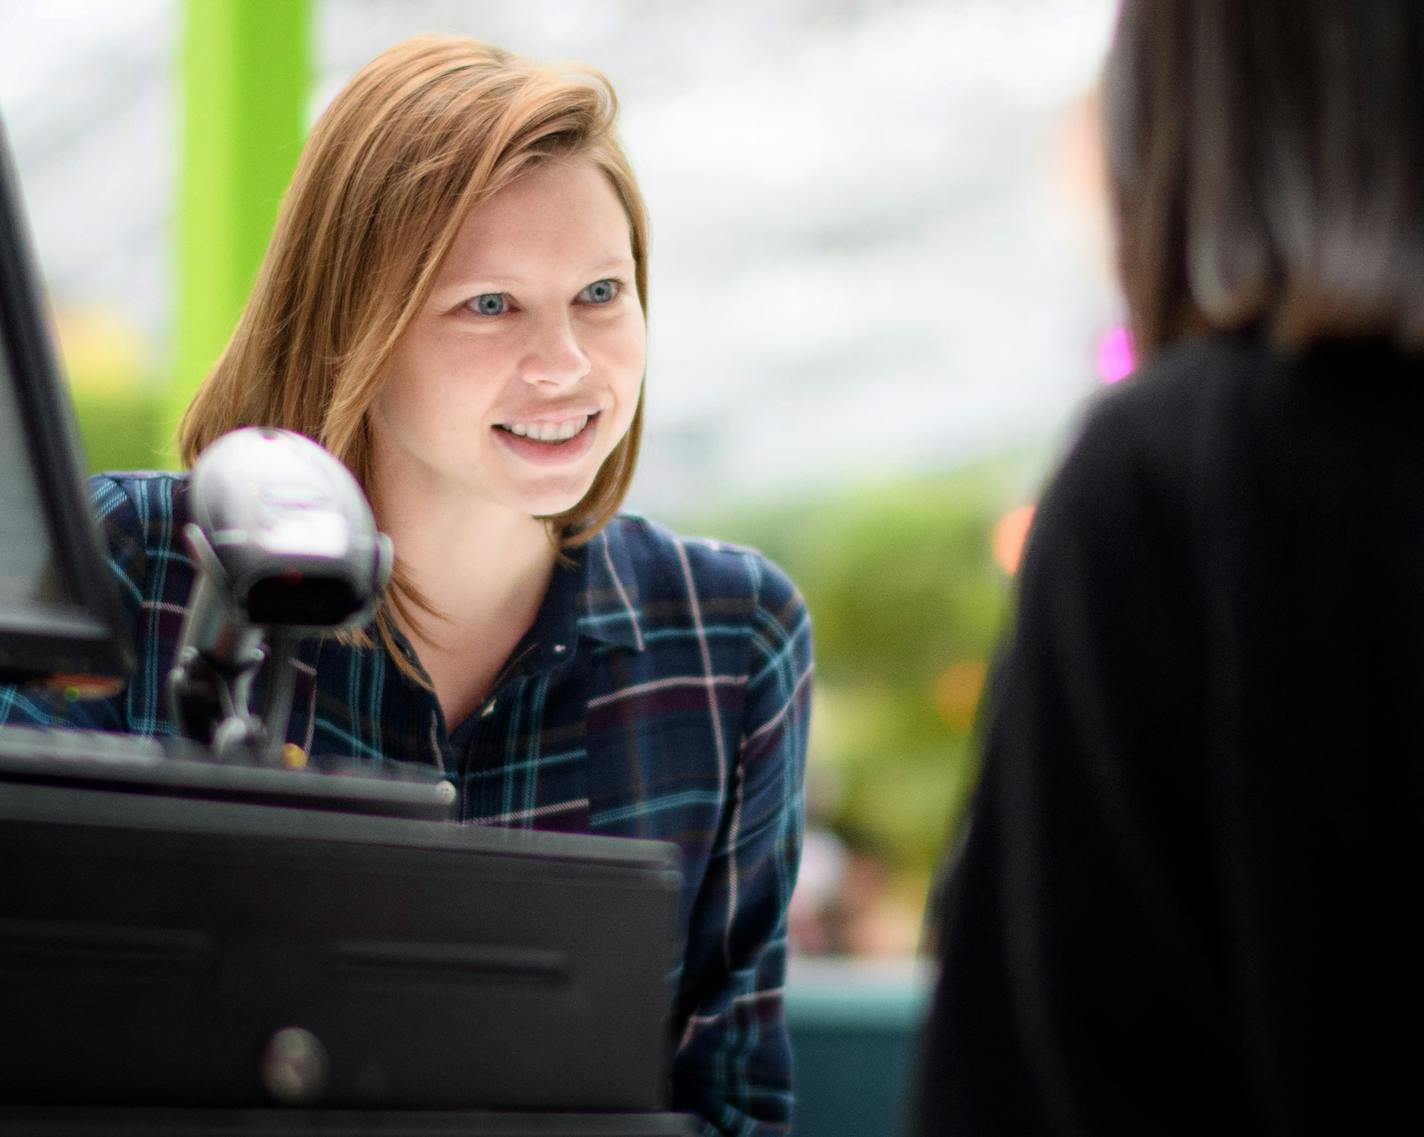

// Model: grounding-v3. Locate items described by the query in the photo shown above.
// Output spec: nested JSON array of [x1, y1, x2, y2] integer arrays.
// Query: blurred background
[[0, 0, 1119, 992]]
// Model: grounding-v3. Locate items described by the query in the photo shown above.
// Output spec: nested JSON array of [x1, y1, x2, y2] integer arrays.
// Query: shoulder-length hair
[[1103, 0, 1424, 359], [177, 37, 648, 670]]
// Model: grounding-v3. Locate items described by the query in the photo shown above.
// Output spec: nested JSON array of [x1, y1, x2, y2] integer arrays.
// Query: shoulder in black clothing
[[914, 332, 1424, 1136]]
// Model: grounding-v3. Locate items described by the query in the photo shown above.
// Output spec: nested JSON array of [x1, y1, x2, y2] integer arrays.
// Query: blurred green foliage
[[70, 388, 172, 474], [672, 455, 1046, 885]]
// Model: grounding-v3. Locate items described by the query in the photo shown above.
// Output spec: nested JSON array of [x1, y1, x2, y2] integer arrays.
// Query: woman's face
[[371, 156, 646, 520]]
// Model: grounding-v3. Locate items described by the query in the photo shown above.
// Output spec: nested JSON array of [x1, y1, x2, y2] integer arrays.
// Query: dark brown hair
[[1104, 1, 1424, 358]]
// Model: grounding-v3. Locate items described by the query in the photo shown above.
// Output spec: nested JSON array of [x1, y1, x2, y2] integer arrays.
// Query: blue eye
[[580, 279, 620, 304], [469, 293, 506, 316]]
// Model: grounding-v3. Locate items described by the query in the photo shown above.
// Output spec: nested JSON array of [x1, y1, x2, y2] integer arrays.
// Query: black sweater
[[915, 333, 1424, 1135]]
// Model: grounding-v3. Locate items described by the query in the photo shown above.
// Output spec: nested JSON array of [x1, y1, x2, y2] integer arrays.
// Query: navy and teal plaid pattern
[[0, 472, 813, 1136]]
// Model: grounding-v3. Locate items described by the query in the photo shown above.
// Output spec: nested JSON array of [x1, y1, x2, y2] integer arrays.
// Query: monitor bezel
[[0, 115, 133, 685]]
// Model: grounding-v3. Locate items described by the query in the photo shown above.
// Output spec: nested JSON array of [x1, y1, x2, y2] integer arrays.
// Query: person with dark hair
[[913, 3, 1424, 1133]]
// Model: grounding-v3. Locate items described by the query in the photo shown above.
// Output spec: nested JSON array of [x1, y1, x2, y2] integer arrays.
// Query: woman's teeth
[[499, 415, 590, 442]]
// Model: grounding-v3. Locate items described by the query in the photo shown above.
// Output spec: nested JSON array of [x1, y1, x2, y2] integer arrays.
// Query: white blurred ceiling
[[0, 0, 1120, 512]]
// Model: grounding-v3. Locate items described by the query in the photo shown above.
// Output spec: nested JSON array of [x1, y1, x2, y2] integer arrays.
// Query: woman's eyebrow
[[435, 255, 635, 292], [585, 254, 636, 274]]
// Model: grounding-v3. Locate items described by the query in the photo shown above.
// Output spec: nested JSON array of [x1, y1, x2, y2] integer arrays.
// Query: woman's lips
[[492, 411, 601, 466]]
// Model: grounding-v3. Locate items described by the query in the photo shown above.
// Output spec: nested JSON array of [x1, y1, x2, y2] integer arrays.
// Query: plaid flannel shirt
[[0, 472, 813, 1136]]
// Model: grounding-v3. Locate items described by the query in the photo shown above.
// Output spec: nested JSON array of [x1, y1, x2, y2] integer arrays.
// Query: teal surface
[[785, 959, 931, 1137]]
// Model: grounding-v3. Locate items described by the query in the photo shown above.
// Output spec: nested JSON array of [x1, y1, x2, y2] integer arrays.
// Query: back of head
[[178, 37, 648, 541], [1105, 0, 1424, 358]]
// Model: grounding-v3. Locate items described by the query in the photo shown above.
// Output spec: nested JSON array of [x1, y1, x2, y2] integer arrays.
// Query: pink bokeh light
[[1097, 324, 1135, 384]]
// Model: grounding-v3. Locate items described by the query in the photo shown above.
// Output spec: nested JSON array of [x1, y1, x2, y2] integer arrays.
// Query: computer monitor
[[0, 117, 132, 686], [0, 783, 684, 1115]]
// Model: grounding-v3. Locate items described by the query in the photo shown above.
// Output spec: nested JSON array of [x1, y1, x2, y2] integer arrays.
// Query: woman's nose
[[520, 315, 591, 388]]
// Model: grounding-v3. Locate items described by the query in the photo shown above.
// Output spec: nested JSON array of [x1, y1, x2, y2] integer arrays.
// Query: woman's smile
[[493, 411, 602, 465]]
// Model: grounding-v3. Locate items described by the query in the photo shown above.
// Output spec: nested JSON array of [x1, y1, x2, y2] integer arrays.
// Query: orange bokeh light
[[992, 504, 1036, 575], [935, 660, 989, 734]]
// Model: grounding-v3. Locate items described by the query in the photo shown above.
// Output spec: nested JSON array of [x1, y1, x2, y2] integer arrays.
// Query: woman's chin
[[514, 479, 600, 522]]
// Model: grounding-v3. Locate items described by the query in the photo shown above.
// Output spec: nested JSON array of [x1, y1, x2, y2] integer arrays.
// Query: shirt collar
[[409, 521, 648, 700], [574, 522, 646, 653]]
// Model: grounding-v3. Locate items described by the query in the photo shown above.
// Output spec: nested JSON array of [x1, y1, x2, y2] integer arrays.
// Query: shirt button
[[552, 643, 566, 654]]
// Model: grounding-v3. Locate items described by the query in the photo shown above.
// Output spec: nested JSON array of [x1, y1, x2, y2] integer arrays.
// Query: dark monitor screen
[[0, 116, 132, 685], [0, 781, 685, 1116]]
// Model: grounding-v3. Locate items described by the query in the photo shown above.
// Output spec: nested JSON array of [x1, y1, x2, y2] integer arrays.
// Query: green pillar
[[170, 0, 312, 463]]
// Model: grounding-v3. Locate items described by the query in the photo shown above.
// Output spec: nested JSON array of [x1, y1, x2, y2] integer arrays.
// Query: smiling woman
[[368, 155, 649, 724], [373, 157, 645, 537], [0, 36, 812, 1137]]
